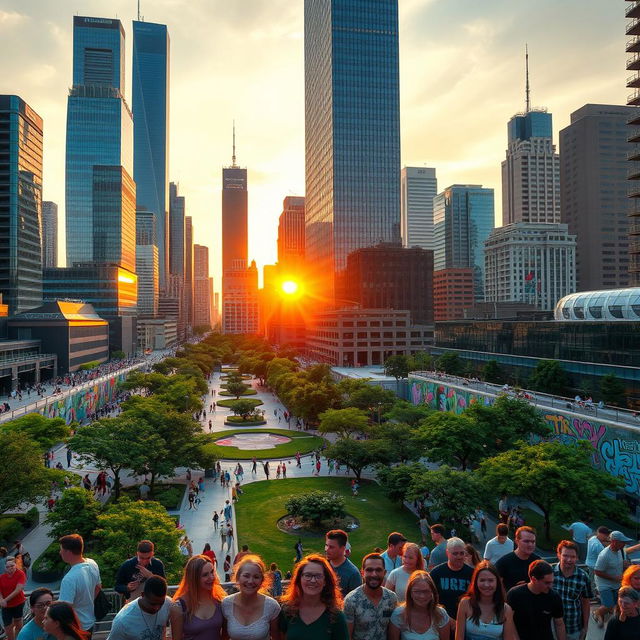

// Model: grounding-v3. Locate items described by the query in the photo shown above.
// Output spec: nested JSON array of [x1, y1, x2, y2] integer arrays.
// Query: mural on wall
[[39, 374, 125, 424], [409, 377, 640, 495]]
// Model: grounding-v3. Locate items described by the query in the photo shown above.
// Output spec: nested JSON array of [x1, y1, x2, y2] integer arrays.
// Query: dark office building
[[169, 182, 185, 278], [342, 244, 434, 324], [9, 301, 109, 372], [0, 95, 43, 316], [222, 164, 248, 273], [44, 264, 137, 355]]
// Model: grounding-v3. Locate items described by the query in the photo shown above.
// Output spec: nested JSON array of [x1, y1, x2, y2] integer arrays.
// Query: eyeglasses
[[301, 573, 324, 582], [34, 602, 53, 610]]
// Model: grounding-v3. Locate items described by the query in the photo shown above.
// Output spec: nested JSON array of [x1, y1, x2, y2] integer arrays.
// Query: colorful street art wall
[[38, 373, 127, 424], [409, 377, 640, 495]]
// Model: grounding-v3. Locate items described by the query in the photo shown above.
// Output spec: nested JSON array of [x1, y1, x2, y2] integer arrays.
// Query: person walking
[[385, 543, 424, 600], [603, 586, 640, 640], [325, 530, 362, 598], [495, 526, 540, 592], [0, 556, 26, 640], [212, 511, 219, 530], [15, 587, 54, 640], [483, 523, 514, 565]]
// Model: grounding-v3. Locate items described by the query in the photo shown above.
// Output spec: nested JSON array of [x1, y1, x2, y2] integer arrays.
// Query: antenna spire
[[232, 121, 237, 167], [525, 44, 530, 113]]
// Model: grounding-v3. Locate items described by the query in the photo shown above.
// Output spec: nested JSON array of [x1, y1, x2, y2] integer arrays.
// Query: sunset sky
[[0, 0, 628, 289]]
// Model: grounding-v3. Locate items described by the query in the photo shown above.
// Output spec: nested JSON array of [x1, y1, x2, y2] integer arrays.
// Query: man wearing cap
[[593, 530, 632, 627], [380, 532, 406, 574]]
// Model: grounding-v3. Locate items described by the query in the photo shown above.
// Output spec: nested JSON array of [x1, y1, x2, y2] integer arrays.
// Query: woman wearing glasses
[[279, 554, 348, 640]]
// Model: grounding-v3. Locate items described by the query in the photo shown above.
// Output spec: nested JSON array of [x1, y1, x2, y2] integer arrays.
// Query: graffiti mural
[[408, 376, 640, 495], [38, 373, 126, 424]]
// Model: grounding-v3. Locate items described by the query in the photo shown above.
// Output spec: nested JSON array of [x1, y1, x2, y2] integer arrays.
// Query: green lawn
[[216, 398, 263, 408], [202, 428, 326, 460], [236, 477, 423, 572], [219, 389, 258, 396]]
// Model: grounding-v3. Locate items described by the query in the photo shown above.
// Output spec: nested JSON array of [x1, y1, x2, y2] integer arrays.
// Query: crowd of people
[[2, 522, 640, 640]]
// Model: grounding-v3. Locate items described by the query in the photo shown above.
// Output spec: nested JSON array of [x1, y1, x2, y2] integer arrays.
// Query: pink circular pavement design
[[215, 433, 292, 450]]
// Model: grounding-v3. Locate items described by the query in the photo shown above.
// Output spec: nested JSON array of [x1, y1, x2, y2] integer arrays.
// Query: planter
[[31, 565, 64, 584], [223, 419, 267, 426]]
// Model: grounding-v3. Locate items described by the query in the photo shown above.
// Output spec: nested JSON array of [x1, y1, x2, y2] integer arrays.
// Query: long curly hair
[[173, 555, 227, 618], [232, 554, 273, 594], [280, 554, 343, 619], [463, 561, 506, 624]]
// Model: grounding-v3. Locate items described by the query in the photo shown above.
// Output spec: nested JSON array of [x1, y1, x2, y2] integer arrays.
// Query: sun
[[281, 280, 299, 295]]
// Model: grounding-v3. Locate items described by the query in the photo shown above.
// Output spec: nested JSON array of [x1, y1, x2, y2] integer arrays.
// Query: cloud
[[0, 10, 27, 27]]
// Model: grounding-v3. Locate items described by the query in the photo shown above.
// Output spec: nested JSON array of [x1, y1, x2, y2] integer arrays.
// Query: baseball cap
[[388, 532, 407, 545], [610, 531, 632, 542]]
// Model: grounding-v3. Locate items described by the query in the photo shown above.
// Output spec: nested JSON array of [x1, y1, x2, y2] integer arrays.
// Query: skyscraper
[[184, 216, 194, 328], [133, 20, 170, 287], [433, 185, 495, 300], [560, 104, 635, 291], [401, 167, 437, 250], [0, 96, 43, 315], [65, 16, 134, 267], [277, 196, 305, 270], [169, 182, 185, 279], [304, 0, 401, 301], [222, 131, 247, 274], [136, 244, 159, 316], [193, 244, 211, 328], [42, 202, 58, 268]]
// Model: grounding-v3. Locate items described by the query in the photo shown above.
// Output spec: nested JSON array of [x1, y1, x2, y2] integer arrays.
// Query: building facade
[[42, 201, 58, 268], [401, 166, 437, 250], [277, 196, 305, 270], [342, 244, 434, 324], [135, 244, 159, 316], [133, 20, 170, 287], [0, 95, 43, 316], [194, 244, 211, 328], [433, 184, 494, 300], [65, 16, 134, 267], [433, 268, 474, 321], [184, 215, 194, 328], [484, 222, 577, 311], [223, 261, 259, 334], [169, 182, 185, 279], [560, 104, 635, 291], [304, 0, 401, 301], [502, 109, 560, 225]]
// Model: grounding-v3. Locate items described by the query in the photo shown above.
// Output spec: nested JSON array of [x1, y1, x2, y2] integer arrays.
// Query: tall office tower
[[277, 196, 305, 270], [0, 96, 43, 316], [42, 201, 58, 268], [626, 0, 640, 283], [136, 244, 159, 315], [401, 167, 437, 250], [484, 222, 576, 311], [136, 210, 156, 245], [222, 132, 248, 273], [223, 261, 259, 334], [433, 185, 495, 300], [193, 244, 211, 328], [184, 216, 194, 328], [169, 182, 185, 279], [133, 20, 170, 288], [65, 16, 134, 267], [560, 105, 636, 291], [304, 0, 401, 302]]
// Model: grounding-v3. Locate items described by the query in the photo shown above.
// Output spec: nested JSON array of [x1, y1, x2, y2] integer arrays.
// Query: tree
[[436, 353, 465, 376], [289, 381, 340, 426], [482, 359, 504, 384], [226, 381, 249, 399], [1, 414, 70, 451], [408, 467, 487, 530], [70, 417, 157, 499], [600, 374, 626, 407], [478, 441, 625, 542], [384, 400, 433, 427], [343, 385, 397, 418], [285, 491, 346, 526], [377, 462, 424, 503], [318, 408, 370, 439], [111, 350, 126, 360], [0, 430, 72, 512], [93, 498, 184, 585], [45, 487, 101, 541], [324, 438, 385, 481], [229, 399, 259, 420], [384, 355, 410, 381], [419, 412, 489, 471], [464, 395, 551, 453], [528, 360, 569, 396], [374, 422, 427, 463], [409, 352, 432, 372]]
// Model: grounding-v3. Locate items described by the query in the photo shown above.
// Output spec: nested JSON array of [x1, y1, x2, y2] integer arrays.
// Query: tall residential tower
[[401, 167, 437, 250]]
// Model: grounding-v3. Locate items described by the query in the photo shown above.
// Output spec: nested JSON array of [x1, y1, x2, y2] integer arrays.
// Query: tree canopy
[[1, 414, 70, 451], [529, 359, 569, 396], [318, 408, 370, 439]]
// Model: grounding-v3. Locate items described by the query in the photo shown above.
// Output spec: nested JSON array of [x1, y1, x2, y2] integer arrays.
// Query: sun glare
[[281, 280, 299, 295]]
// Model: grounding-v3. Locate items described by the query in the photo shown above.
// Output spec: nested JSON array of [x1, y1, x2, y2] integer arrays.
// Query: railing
[[0, 362, 147, 424], [627, 36, 640, 51], [627, 18, 640, 34], [627, 0, 640, 18], [0, 353, 57, 367]]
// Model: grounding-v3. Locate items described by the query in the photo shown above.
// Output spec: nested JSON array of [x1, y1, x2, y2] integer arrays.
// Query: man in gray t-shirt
[[593, 531, 631, 626], [428, 524, 448, 569]]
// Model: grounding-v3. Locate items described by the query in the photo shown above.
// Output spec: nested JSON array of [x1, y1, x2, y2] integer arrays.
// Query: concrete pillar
[[11, 365, 18, 391]]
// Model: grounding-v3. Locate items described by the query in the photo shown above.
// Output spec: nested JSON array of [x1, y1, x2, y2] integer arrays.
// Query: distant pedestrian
[[212, 511, 219, 530], [66, 448, 72, 467], [281, 462, 287, 479], [252, 457, 257, 474]]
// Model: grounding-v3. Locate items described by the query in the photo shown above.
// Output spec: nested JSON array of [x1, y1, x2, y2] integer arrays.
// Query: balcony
[[629, 167, 640, 180], [627, 1, 640, 19], [629, 91, 640, 106], [628, 54, 640, 70], [628, 183, 640, 197], [628, 73, 640, 88], [627, 147, 640, 161], [628, 19, 640, 35], [628, 36, 640, 52]]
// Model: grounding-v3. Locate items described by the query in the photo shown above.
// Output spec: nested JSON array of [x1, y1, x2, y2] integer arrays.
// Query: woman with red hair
[[279, 554, 348, 640], [170, 555, 227, 640]]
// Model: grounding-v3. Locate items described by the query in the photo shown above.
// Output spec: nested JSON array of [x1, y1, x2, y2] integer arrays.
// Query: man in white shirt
[[483, 523, 514, 564], [58, 534, 102, 634], [108, 576, 171, 640], [568, 519, 592, 562]]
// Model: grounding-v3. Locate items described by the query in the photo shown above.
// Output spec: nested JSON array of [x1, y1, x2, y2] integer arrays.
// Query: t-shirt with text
[[429, 563, 473, 618]]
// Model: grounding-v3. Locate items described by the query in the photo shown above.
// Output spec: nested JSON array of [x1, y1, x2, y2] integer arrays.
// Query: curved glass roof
[[554, 288, 640, 321]]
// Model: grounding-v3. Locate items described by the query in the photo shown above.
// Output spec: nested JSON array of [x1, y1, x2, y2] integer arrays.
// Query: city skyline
[[0, 0, 627, 286]]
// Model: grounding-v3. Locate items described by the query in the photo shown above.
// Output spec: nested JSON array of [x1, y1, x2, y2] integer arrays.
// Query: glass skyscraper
[[304, 0, 401, 301], [433, 185, 495, 300], [169, 182, 185, 278], [65, 16, 134, 267], [133, 20, 170, 287], [0, 95, 43, 315]]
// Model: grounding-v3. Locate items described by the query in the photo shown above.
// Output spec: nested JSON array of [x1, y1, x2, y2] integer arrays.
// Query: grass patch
[[236, 477, 422, 571], [225, 417, 267, 426], [216, 398, 263, 409], [202, 428, 326, 460], [219, 388, 257, 397]]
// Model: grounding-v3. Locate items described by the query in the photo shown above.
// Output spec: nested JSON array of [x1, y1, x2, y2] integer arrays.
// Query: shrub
[[45, 488, 101, 541], [0, 517, 22, 544], [24, 507, 39, 527], [285, 491, 346, 526], [154, 487, 183, 510], [216, 398, 263, 409], [31, 541, 67, 578], [79, 360, 101, 371], [225, 415, 266, 425]]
